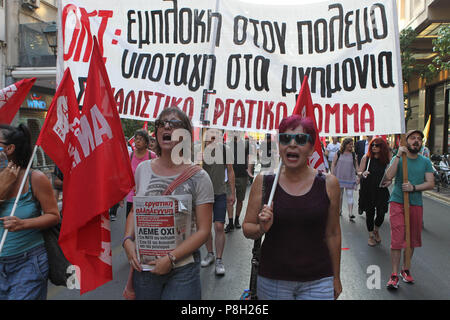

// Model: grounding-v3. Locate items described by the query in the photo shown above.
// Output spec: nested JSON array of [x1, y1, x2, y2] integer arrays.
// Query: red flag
[[0, 78, 36, 124], [59, 37, 134, 294], [292, 76, 326, 171], [128, 136, 136, 151], [36, 69, 79, 175]]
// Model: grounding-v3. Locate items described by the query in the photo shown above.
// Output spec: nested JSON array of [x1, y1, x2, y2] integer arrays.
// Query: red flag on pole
[[0, 78, 36, 124], [292, 76, 326, 171], [58, 37, 134, 294], [36, 69, 79, 175], [128, 136, 136, 151]]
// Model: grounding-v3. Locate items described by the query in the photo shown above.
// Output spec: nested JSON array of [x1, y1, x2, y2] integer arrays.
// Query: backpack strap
[[162, 165, 203, 195]]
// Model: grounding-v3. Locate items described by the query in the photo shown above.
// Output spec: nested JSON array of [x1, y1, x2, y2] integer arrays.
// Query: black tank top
[[259, 172, 333, 282]]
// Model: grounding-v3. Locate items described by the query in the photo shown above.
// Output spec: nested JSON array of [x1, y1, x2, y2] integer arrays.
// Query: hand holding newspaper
[[133, 195, 193, 271]]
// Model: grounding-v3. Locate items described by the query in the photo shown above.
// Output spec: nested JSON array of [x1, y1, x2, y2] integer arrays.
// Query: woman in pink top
[[126, 129, 157, 217]]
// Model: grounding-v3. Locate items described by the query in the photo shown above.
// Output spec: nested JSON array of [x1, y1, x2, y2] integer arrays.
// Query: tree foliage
[[428, 24, 450, 74], [400, 27, 437, 84], [120, 118, 154, 139]]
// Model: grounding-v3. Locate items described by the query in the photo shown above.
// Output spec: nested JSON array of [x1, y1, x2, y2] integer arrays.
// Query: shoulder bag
[[29, 170, 72, 287]]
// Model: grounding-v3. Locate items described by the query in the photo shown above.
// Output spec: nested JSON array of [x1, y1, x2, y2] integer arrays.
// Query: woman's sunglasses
[[278, 133, 311, 146], [371, 143, 381, 148], [155, 119, 184, 129]]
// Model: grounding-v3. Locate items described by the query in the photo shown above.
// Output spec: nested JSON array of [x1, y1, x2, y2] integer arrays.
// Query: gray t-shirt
[[135, 160, 214, 234], [202, 143, 230, 195]]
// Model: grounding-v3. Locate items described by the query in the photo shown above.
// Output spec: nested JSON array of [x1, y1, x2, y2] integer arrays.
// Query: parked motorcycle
[[431, 154, 450, 191]]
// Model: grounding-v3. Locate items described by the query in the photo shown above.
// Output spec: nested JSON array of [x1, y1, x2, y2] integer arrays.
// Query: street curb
[[424, 191, 450, 206]]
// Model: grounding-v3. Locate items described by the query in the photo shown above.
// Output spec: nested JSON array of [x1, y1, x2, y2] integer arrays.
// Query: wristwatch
[[412, 185, 416, 192]]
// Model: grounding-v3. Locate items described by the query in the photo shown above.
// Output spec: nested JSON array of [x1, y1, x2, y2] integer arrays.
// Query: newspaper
[[133, 195, 193, 271]]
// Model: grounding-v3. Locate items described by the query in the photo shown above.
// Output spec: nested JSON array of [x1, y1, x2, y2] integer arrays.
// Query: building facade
[[2, 0, 58, 170], [398, 0, 450, 154]]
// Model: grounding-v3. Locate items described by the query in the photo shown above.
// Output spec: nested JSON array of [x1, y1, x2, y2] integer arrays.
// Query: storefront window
[[18, 92, 54, 174], [433, 84, 445, 155], [19, 22, 56, 67]]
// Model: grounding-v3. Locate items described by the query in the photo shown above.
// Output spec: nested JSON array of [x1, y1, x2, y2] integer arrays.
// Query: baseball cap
[[406, 129, 424, 140]]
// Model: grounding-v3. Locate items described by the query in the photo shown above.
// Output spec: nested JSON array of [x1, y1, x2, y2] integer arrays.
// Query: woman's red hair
[[366, 137, 390, 165]]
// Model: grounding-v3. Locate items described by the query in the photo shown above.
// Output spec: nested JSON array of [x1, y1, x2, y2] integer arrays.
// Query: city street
[[1, 0, 449, 306], [48, 186, 450, 300]]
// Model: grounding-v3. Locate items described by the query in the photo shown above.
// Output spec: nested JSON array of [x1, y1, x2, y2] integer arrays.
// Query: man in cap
[[384, 130, 434, 289]]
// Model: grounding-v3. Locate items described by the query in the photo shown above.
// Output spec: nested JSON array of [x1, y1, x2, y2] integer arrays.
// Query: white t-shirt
[[326, 143, 341, 162]]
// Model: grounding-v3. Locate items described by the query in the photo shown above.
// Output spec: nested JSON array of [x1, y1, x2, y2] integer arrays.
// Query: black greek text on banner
[[58, 0, 404, 136]]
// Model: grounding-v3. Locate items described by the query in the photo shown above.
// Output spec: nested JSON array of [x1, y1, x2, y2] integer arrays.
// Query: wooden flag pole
[[400, 135, 412, 270]]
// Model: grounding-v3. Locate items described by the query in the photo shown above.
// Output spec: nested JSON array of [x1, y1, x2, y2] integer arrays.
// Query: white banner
[[58, 0, 405, 136]]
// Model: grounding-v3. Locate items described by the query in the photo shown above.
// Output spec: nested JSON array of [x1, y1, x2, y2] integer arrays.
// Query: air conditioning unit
[[22, 0, 40, 9]]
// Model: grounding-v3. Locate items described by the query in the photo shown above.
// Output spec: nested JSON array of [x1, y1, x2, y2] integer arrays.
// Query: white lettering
[[366, 265, 381, 289], [53, 96, 70, 143], [66, 265, 81, 290], [90, 105, 113, 146]]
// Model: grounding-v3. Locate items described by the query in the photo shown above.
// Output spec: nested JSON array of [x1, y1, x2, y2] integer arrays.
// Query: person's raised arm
[[0, 164, 20, 200], [385, 146, 406, 181]]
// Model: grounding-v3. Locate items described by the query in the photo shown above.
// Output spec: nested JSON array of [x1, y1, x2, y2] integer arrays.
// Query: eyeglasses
[[279, 133, 311, 146], [155, 119, 184, 129], [371, 143, 381, 147]]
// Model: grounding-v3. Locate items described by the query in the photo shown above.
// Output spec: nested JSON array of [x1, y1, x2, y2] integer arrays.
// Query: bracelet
[[122, 235, 135, 248], [396, 155, 401, 159], [167, 252, 176, 268]]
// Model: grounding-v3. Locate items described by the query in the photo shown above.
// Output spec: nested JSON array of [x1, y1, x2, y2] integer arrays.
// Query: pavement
[[424, 187, 450, 206]]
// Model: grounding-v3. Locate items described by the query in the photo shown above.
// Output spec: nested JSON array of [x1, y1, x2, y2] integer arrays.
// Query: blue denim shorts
[[257, 275, 334, 300], [0, 245, 49, 300], [212, 194, 227, 223], [132, 250, 201, 300]]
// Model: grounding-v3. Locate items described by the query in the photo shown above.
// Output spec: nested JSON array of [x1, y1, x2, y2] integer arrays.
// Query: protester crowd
[[0, 109, 435, 300]]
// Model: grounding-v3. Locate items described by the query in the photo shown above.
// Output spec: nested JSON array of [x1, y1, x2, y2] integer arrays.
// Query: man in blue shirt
[[384, 130, 434, 289]]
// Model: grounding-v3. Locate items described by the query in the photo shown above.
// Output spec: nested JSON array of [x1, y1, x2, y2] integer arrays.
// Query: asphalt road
[[48, 189, 450, 300]]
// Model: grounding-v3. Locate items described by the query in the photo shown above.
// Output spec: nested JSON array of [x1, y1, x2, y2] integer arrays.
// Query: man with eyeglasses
[[384, 130, 434, 289]]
